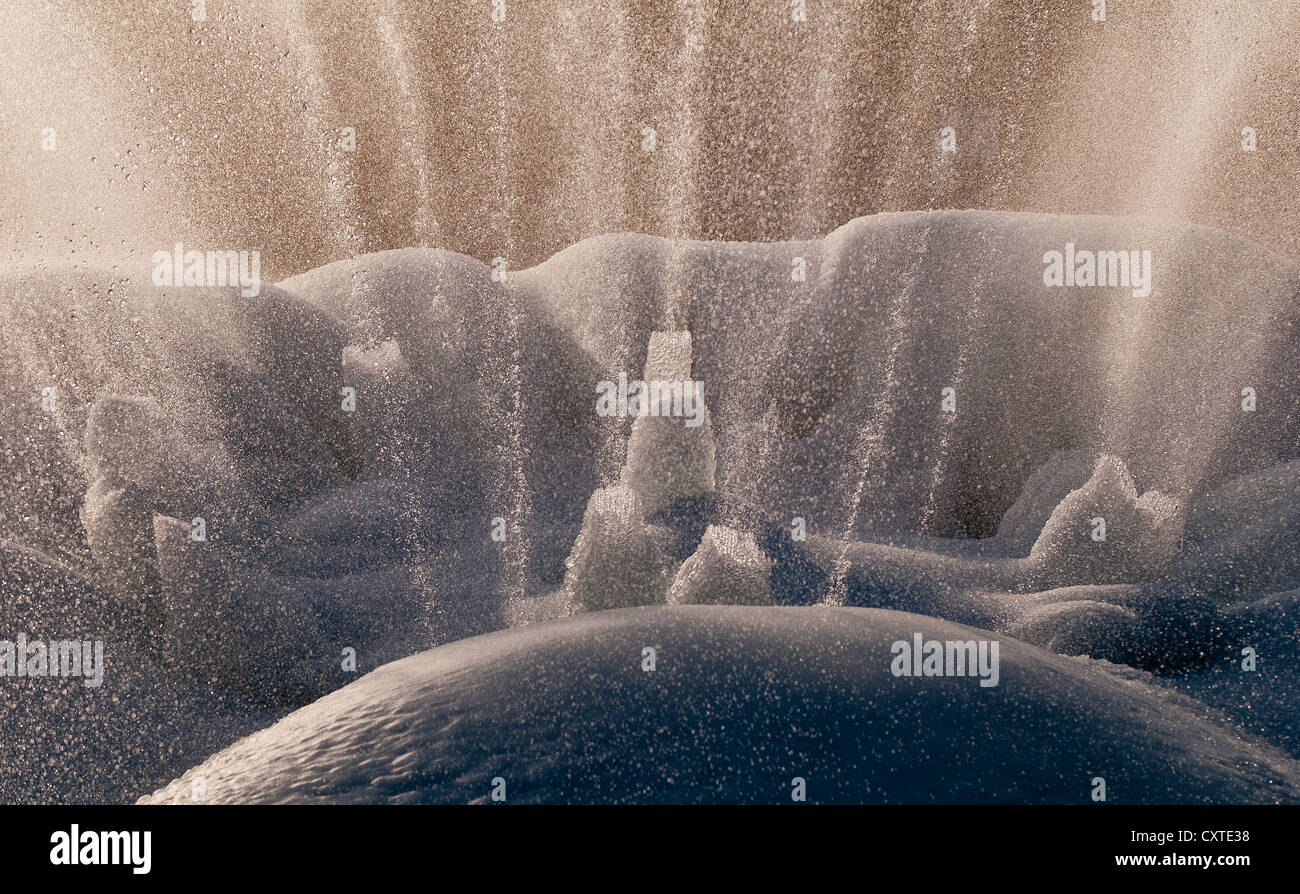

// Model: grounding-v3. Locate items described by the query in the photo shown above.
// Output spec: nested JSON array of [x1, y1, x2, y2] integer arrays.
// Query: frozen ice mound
[[994, 450, 1099, 555], [1172, 459, 1300, 598], [1172, 589, 1300, 755], [155, 515, 331, 705], [667, 525, 773, 606], [155, 510, 456, 707], [563, 485, 667, 613], [780, 450, 1222, 671], [0, 266, 360, 561], [139, 606, 1300, 805], [751, 212, 1300, 538], [622, 331, 715, 519], [1026, 455, 1184, 586], [784, 535, 1228, 674], [0, 256, 571, 710], [279, 247, 602, 584], [84, 396, 215, 498], [1004, 584, 1224, 672], [6, 210, 1300, 803], [0, 539, 125, 644]]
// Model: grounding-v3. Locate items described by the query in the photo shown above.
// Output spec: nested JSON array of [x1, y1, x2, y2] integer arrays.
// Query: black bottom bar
[[2, 805, 1282, 881]]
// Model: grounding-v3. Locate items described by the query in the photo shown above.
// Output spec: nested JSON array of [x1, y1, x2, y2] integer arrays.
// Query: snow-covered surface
[[563, 485, 666, 612], [140, 606, 1300, 805], [4, 209, 1300, 803], [667, 525, 772, 605]]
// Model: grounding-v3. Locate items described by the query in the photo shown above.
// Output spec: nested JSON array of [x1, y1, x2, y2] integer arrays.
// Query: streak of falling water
[[283, 5, 378, 347], [659, 0, 710, 331], [918, 271, 983, 535], [737, 237, 822, 533], [730, 7, 850, 533], [375, 13, 439, 247], [551, 3, 637, 487], [283, 6, 365, 262], [489, 13, 530, 601], [374, 5, 446, 640], [789, 7, 848, 241], [823, 0, 970, 600], [549, 5, 631, 240], [914, 1, 996, 537], [824, 219, 936, 605]]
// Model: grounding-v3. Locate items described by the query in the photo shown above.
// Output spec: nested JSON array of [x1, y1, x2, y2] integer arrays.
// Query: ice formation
[[4, 209, 1300, 803], [139, 607, 1300, 805], [666, 525, 773, 606], [563, 485, 666, 613]]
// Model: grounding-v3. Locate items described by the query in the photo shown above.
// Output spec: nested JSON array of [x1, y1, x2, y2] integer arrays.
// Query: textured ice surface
[[563, 485, 666, 613], [1026, 455, 1183, 586], [5, 209, 1300, 802], [140, 607, 1300, 805], [667, 525, 773, 606], [622, 330, 715, 519]]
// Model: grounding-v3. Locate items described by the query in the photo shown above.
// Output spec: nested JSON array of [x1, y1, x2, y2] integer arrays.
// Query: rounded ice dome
[[141, 606, 1300, 805]]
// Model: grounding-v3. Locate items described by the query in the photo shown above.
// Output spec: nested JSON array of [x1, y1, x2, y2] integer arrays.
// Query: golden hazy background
[[2, 0, 1297, 279]]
